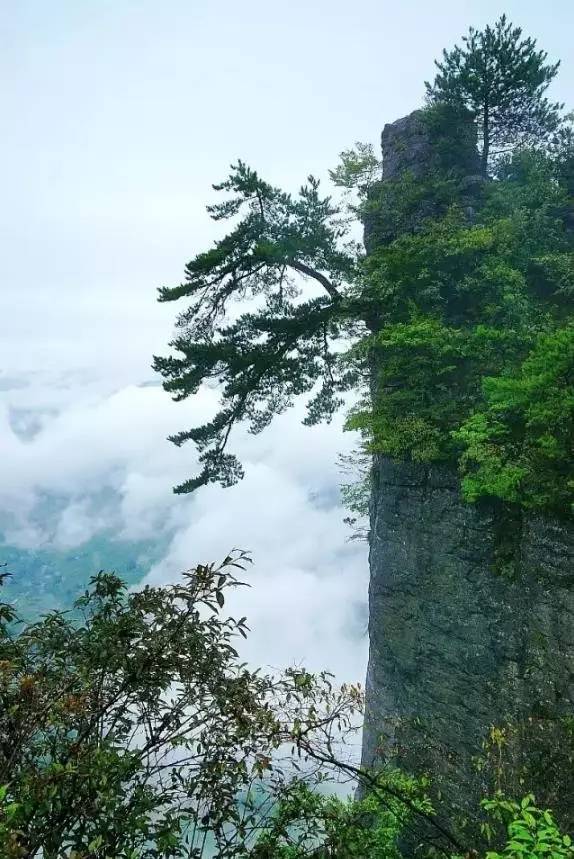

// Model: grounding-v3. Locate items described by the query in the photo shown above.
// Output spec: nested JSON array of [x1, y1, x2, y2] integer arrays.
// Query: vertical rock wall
[[360, 112, 574, 839]]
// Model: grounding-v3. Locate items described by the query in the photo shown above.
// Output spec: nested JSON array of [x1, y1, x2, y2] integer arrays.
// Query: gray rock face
[[381, 106, 481, 181], [360, 111, 574, 837], [363, 108, 482, 253], [381, 111, 436, 180], [362, 459, 574, 817]]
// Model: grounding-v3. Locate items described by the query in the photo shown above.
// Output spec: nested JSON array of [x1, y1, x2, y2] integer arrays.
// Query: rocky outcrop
[[363, 107, 482, 253], [360, 111, 574, 842], [362, 459, 574, 824], [381, 111, 441, 180]]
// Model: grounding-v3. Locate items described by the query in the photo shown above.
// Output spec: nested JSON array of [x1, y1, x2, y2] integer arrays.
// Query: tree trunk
[[481, 100, 490, 176]]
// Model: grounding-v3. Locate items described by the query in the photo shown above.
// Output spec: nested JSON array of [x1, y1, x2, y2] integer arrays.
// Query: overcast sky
[[1, 0, 572, 681]]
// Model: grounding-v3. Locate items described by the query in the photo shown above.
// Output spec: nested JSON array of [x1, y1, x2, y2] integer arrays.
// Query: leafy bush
[[249, 772, 432, 858], [0, 558, 365, 858], [456, 325, 574, 512], [481, 794, 574, 859]]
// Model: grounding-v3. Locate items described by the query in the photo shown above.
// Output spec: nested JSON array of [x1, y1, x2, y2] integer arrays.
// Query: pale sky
[[1, 1, 572, 680]]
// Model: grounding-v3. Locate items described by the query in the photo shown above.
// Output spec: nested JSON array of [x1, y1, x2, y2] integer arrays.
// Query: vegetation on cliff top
[[350, 148, 574, 513], [154, 15, 573, 515]]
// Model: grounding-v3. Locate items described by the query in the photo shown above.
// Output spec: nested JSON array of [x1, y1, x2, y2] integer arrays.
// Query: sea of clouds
[[0, 355, 368, 682], [1, 0, 381, 687]]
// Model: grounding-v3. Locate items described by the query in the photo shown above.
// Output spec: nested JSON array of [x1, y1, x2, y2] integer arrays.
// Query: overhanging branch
[[289, 260, 341, 301]]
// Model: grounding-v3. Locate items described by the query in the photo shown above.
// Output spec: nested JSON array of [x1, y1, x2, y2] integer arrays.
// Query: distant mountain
[[0, 532, 168, 620]]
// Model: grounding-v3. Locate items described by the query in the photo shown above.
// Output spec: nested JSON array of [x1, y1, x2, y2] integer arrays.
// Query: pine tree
[[425, 15, 563, 175], [152, 161, 361, 493]]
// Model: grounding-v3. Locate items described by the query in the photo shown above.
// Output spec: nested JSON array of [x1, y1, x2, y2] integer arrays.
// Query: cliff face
[[360, 112, 574, 834]]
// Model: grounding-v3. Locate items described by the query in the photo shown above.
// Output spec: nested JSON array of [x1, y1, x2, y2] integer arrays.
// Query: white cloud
[[143, 447, 368, 680], [54, 498, 112, 548], [0, 367, 368, 682]]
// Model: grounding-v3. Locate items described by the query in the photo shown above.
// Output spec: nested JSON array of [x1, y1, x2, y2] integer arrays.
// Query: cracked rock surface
[[362, 456, 574, 826]]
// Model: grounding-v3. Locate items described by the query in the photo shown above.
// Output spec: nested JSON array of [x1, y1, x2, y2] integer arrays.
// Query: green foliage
[[353, 149, 574, 513], [156, 24, 573, 516], [455, 325, 574, 512], [480, 794, 574, 859], [421, 102, 483, 176], [3, 554, 572, 856], [338, 449, 371, 541], [426, 15, 563, 174], [475, 720, 574, 833], [249, 771, 432, 858], [153, 161, 359, 493], [0, 555, 366, 858], [329, 141, 381, 198], [363, 152, 569, 325], [361, 167, 466, 250], [349, 317, 519, 464]]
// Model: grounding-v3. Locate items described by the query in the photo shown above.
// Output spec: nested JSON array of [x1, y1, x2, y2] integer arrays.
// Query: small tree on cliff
[[425, 15, 563, 175], [152, 162, 362, 493]]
